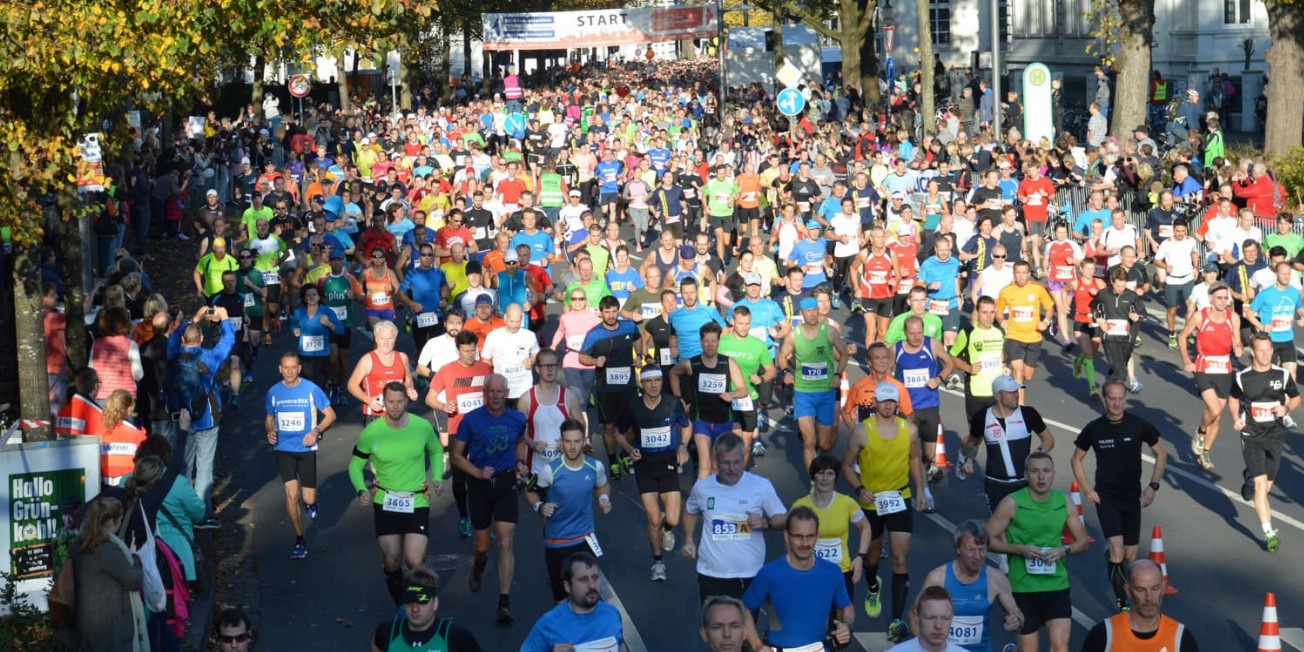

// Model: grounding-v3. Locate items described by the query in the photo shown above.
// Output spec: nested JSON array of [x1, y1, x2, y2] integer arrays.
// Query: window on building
[[999, 0, 1010, 42], [1058, 0, 1088, 37], [931, 0, 951, 45], [1015, 0, 1054, 37], [1225, 0, 1251, 24]]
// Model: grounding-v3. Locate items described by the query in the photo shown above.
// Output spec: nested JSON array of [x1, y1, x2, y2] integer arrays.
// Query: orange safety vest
[[56, 395, 105, 438], [101, 422, 147, 483], [1102, 613, 1187, 651]]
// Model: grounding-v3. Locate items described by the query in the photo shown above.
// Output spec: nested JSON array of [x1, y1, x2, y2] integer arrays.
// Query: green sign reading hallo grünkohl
[[10, 469, 84, 579]]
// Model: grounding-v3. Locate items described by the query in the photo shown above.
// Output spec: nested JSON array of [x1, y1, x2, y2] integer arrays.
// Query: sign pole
[[717, 0, 726, 113], [991, 0, 1001, 143]]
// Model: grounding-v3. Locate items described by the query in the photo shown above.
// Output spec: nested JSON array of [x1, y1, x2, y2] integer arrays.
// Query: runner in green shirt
[[240, 192, 273, 243], [883, 286, 945, 344], [1264, 214, 1304, 261], [719, 305, 777, 458], [948, 296, 1007, 419], [349, 382, 444, 605], [319, 251, 358, 402], [235, 251, 267, 375], [705, 164, 739, 263]]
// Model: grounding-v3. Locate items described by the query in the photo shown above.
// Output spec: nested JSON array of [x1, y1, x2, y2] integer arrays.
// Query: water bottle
[[955, 456, 971, 482]]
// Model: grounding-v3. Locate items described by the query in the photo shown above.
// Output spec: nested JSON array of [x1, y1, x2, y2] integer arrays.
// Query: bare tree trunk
[[338, 50, 353, 113], [440, 25, 454, 101], [1265, 1, 1304, 157], [59, 208, 88, 371], [1109, 0, 1154, 138], [463, 25, 474, 79], [859, 15, 881, 104], [13, 243, 52, 441], [400, 57, 414, 111], [251, 55, 267, 106], [916, 0, 936, 134]]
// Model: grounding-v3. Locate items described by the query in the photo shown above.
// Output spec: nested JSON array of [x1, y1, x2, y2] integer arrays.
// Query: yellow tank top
[[858, 415, 912, 506]]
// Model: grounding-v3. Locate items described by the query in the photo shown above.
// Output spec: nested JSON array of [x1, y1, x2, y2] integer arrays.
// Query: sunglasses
[[218, 633, 252, 644], [419, 253, 434, 257], [506, 260, 518, 265], [570, 296, 587, 301], [372, 254, 385, 259], [992, 254, 1006, 259]]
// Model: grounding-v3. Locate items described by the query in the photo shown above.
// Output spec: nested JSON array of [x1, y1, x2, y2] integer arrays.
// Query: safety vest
[[1151, 80, 1168, 103], [539, 173, 564, 207], [101, 422, 146, 484], [1101, 613, 1186, 651]]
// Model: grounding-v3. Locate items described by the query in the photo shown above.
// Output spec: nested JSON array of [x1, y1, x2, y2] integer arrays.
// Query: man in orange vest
[[1078, 559, 1199, 651], [55, 368, 104, 438]]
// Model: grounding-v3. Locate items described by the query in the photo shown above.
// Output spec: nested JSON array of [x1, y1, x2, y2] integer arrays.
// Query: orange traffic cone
[[1258, 593, 1281, 651], [934, 424, 951, 468], [1147, 525, 1179, 595], [838, 371, 850, 408], [1062, 481, 1096, 544]]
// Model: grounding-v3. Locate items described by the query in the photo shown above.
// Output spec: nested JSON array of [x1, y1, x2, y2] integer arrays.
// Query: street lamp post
[[990, 0, 1001, 143]]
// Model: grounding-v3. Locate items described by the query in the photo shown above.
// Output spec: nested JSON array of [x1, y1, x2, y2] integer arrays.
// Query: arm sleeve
[[348, 427, 373, 493], [968, 409, 986, 442], [1180, 627, 1200, 652]]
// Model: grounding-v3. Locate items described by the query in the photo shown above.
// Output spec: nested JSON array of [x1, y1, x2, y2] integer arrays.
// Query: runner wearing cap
[[619, 368, 692, 581], [195, 237, 239, 301], [962, 375, 1054, 515], [1178, 281, 1242, 471], [780, 296, 848, 470], [842, 382, 928, 643], [787, 220, 832, 291], [462, 294, 504, 353], [369, 566, 483, 652], [851, 226, 901, 347]]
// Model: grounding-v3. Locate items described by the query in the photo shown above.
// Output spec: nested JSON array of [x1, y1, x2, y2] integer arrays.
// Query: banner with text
[[482, 6, 717, 51]]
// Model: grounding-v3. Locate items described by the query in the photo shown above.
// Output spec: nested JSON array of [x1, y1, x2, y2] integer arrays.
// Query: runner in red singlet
[[1044, 222, 1085, 350], [851, 227, 899, 348], [1071, 259, 1106, 396], [1177, 282, 1243, 471], [346, 320, 415, 422]]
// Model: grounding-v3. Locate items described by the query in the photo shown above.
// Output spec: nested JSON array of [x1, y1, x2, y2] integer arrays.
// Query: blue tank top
[[943, 562, 991, 652], [894, 337, 940, 410]]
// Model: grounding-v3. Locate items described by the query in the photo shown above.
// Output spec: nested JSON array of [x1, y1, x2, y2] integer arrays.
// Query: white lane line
[[937, 387, 1304, 534], [599, 568, 650, 652], [1280, 627, 1304, 651], [922, 510, 1097, 631]]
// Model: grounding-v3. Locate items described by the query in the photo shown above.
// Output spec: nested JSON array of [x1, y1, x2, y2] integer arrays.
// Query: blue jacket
[[166, 320, 235, 431]]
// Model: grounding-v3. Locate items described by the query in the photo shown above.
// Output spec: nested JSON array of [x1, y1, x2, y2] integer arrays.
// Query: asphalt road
[[215, 249, 1304, 652]]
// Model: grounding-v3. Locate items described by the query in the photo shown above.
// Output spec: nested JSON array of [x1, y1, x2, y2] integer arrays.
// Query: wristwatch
[[1148, 481, 1161, 491]]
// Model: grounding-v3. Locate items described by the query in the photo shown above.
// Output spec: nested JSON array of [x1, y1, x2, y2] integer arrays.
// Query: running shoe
[[1133, 335, 1143, 349], [1126, 379, 1143, 394], [609, 462, 624, 481], [458, 517, 472, 538], [194, 518, 221, 530], [1242, 472, 1255, 502], [305, 504, 318, 521], [228, 395, 240, 411], [1088, 384, 1099, 397], [832, 297, 841, 310], [468, 567, 483, 592], [621, 456, 635, 477], [1198, 452, 1214, 471], [864, 583, 882, 618], [751, 438, 766, 457], [661, 525, 676, 553], [887, 619, 910, 642], [945, 374, 962, 391], [1168, 334, 1177, 349], [290, 541, 308, 559], [1192, 433, 1205, 455], [650, 560, 667, 582], [496, 604, 513, 623], [1266, 529, 1281, 552]]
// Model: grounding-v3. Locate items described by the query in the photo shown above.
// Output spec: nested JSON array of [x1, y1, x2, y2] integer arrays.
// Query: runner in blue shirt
[[291, 284, 345, 389], [397, 241, 449, 357], [1247, 261, 1304, 378], [733, 275, 791, 357], [520, 552, 627, 652], [668, 277, 727, 363], [741, 506, 852, 650], [523, 419, 613, 602], [265, 351, 336, 559], [786, 221, 831, 289], [918, 238, 964, 343]]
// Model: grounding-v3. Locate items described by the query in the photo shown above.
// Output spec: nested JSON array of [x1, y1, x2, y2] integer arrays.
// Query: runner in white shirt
[[1251, 246, 1303, 292], [681, 433, 788, 604], [1099, 209, 1141, 269], [972, 246, 1015, 302], [479, 305, 539, 400], [885, 586, 970, 652], [1186, 264, 1222, 317], [1153, 220, 1200, 347]]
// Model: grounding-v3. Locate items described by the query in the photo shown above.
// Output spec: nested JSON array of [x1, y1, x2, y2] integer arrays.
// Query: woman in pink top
[[89, 307, 144, 401], [550, 289, 601, 400]]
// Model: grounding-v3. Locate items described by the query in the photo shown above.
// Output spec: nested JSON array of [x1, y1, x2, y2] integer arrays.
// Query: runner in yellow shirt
[[790, 454, 871, 608], [995, 261, 1055, 404]]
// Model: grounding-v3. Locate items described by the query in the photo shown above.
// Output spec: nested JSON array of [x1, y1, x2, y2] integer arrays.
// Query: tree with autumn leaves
[[0, 0, 433, 441]]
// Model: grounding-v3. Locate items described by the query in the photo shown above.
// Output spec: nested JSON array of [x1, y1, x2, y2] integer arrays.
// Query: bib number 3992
[[875, 491, 906, 515]]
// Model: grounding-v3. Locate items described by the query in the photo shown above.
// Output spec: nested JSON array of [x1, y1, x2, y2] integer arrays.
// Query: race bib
[[263, 270, 281, 285], [641, 303, 661, 319], [804, 263, 823, 276], [1204, 355, 1231, 374], [783, 643, 824, 652], [1053, 265, 1075, 281], [1251, 401, 1279, 423], [1103, 319, 1129, 336], [698, 373, 727, 393], [868, 270, 888, 285], [243, 293, 255, 308], [875, 490, 906, 515], [659, 348, 675, 366], [585, 532, 604, 557], [798, 201, 811, 213], [928, 299, 951, 316], [277, 411, 306, 432], [749, 326, 770, 342], [369, 292, 391, 306], [1012, 306, 1034, 322], [415, 311, 439, 328], [903, 369, 930, 388], [567, 334, 585, 351], [709, 514, 752, 541], [456, 392, 484, 413], [640, 425, 672, 449], [1270, 315, 1292, 333], [978, 354, 1002, 374], [539, 443, 561, 460], [606, 366, 632, 385], [949, 615, 985, 646], [573, 637, 619, 652], [382, 491, 415, 514], [730, 396, 754, 411], [1025, 554, 1056, 575], [226, 317, 243, 331], [800, 362, 829, 381], [1158, 224, 1174, 238], [814, 538, 843, 564], [331, 305, 349, 321], [300, 334, 325, 352]]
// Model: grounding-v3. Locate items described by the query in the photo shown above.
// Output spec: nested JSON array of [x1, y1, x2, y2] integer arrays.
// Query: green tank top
[[236, 268, 265, 318], [386, 616, 451, 651], [539, 173, 564, 207], [1005, 488, 1070, 593], [952, 324, 1005, 397], [320, 274, 354, 327], [792, 323, 836, 394]]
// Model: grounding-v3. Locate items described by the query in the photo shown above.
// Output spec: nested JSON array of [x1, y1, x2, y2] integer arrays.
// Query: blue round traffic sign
[[776, 88, 805, 117]]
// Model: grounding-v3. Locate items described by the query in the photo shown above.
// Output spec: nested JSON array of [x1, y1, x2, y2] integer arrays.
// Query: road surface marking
[[600, 568, 649, 652]]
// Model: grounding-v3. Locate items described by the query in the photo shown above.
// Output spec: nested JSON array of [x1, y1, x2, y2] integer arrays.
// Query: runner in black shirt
[[962, 375, 1054, 513], [641, 289, 679, 381], [1229, 334, 1302, 552], [462, 191, 496, 251], [1071, 379, 1167, 611]]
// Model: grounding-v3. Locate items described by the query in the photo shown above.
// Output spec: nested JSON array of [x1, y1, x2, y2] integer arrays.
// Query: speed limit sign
[[287, 75, 311, 98]]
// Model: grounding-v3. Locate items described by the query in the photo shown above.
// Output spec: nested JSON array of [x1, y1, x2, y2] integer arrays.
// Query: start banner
[[482, 6, 717, 51]]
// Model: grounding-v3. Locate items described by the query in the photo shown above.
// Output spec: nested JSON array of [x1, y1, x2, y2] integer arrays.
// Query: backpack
[[1164, 96, 1184, 123], [163, 351, 211, 418], [154, 538, 191, 638]]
